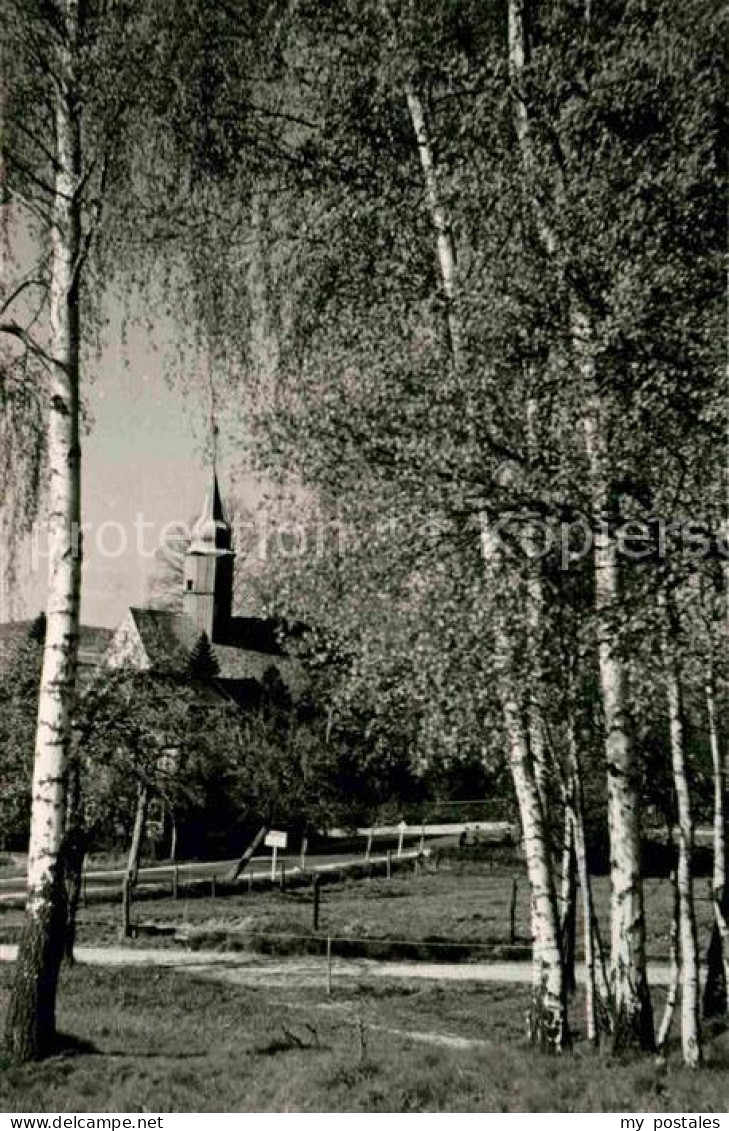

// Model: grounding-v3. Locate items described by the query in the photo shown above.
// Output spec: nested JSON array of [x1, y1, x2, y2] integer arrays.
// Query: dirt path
[[0, 944, 673, 988]]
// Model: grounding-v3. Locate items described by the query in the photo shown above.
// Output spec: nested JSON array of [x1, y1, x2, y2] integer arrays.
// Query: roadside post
[[265, 829, 288, 883], [397, 819, 406, 858]]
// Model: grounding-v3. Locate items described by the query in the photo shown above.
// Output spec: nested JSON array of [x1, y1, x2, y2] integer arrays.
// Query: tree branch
[[0, 320, 59, 370], [0, 277, 48, 320]]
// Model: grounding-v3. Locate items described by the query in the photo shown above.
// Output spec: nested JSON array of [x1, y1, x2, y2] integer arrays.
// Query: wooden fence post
[[172, 863, 179, 901], [509, 877, 518, 944], [121, 876, 132, 939], [386, 850, 392, 880], [326, 935, 332, 995], [313, 875, 321, 931]]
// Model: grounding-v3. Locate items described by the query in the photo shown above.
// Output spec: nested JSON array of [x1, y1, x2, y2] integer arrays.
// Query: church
[[0, 473, 301, 706], [104, 472, 301, 703]]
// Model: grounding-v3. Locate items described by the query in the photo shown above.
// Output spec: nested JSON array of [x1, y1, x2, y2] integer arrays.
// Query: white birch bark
[[656, 871, 680, 1053], [524, 395, 550, 815], [5, 0, 82, 1063], [572, 787, 599, 1043], [559, 786, 577, 996], [661, 593, 702, 1067], [506, 0, 653, 1049], [581, 370, 653, 1049], [406, 70, 567, 1049], [500, 668, 568, 1049], [483, 520, 568, 1049], [704, 665, 728, 1016], [404, 83, 461, 368], [564, 713, 601, 1042], [121, 781, 148, 939], [127, 781, 149, 888]]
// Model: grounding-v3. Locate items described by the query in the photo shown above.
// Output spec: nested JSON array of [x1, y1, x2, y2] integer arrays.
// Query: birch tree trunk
[[500, 671, 569, 1049], [121, 781, 149, 939], [4, 0, 83, 1064], [169, 808, 178, 865], [483, 520, 569, 1050], [406, 74, 567, 1049], [572, 780, 599, 1043], [564, 711, 602, 1042], [582, 379, 653, 1051], [226, 824, 269, 883], [524, 397, 550, 817], [127, 780, 149, 888], [703, 665, 728, 1018], [656, 870, 680, 1053], [506, 0, 653, 1050], [404, 83, 461, 368], [662, 594, 702, 1067], [559, 794, 577, 996]]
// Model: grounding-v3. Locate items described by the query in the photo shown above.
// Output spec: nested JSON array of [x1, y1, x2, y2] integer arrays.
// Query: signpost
[[265, 829, 288, 881]]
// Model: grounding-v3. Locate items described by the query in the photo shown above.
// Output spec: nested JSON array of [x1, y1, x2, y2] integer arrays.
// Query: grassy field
[[0, 857, 712, 962], [0, 859, 726, 1112], [0, 964, 728, 1112]]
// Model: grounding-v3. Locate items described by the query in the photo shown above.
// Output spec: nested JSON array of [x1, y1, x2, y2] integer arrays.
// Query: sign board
[[265, 830, 288, 850]]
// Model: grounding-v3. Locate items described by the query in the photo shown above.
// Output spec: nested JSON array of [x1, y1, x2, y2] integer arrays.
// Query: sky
[[6, 313, 261, 629]]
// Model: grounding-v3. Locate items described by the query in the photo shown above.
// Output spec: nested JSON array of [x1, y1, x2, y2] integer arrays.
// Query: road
[[0, 943, 674, 988]]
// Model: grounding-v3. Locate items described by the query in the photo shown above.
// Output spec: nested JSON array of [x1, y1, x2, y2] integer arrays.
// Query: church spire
[[189, 467, 231, 552], [183, 469, 235, 642]]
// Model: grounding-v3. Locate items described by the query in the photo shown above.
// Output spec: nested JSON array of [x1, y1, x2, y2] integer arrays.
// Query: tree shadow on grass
[[52, 1032, 98, 1058], [254, 1039, 330, 1056]]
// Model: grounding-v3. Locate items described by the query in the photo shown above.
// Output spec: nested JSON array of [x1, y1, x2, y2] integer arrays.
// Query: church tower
[[183, 473, 234, 642]]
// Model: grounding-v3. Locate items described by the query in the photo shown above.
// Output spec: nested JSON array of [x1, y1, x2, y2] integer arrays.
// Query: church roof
[[111, 607, 304, 696]]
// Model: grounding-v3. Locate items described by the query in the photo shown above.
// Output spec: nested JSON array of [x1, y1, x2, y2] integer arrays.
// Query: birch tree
[[660, 588, 702, 1067], [704, 658, 728, 1017], [0, 0, 224, 1061], [2, 0, 88, 1062], [165, 0, 722, 1057], [404, 62, 567, 1047]]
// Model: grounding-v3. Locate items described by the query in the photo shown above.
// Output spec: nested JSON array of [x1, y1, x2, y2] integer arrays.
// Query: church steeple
[[183, 472, 235, 642]]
